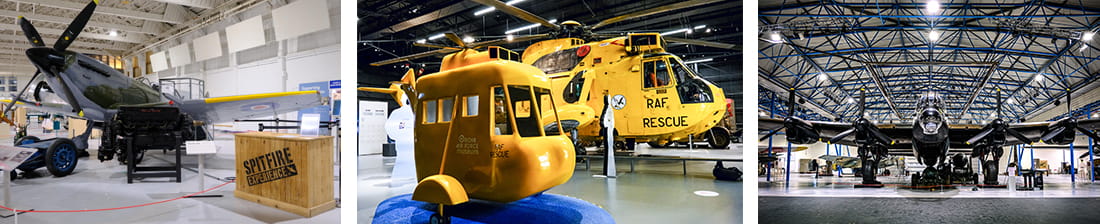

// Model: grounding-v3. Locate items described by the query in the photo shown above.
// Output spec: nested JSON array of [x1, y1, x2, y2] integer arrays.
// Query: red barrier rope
[[0, 180, 234, 213]]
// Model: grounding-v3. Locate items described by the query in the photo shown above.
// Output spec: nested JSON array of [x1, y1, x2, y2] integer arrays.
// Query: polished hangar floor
[[759, 172, 1100, 223], [0, 126, 339, 224], [358, 144, 744, 223]]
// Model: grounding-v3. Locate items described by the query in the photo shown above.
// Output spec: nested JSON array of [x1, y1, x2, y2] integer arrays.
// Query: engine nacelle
[[784, 117, 820, 144]]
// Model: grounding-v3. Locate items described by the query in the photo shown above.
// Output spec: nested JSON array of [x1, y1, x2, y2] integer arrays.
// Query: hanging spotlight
[[926, 0, 941, 15], [506, 34, 514, 42], [818, 73, 828, 81], [1083, 32, 1095, 41], [463, 36, 475, 43], [416, 39, 427, 44], [928, 30, 940, 42], [770, 32, 783, 42], [108, 30, 118, 36]]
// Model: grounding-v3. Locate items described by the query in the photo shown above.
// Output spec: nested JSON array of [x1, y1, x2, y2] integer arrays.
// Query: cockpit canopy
[[915, 93, 945, 109]]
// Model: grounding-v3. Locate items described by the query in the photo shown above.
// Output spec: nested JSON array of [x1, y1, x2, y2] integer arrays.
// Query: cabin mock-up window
[[441, 98, 454, 122], [643, 60, 671, 88], [464, 95, 479, 117], [535, 87, 561, 136], [509, 85, 542, 137], [493, 86, 513, 135], [424, 100, 438, 124]]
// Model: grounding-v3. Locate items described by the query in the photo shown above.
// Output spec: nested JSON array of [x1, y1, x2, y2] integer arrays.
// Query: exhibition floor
[[358, 144, 744, 223], [760, 173, 1100, 198], [0, 129, 339, 224]]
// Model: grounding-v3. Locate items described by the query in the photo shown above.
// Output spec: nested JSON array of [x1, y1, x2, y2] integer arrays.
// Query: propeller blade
[[759, 128, 783, 141], [17, 17, 46, 47], [828, 128, 857, 143], [370, 48, 460, 66], [1004, 128, 1032, 144], [859, 88, 866, 119], [2, 70, 40, 117], [54, 1, 97, 51], [869, 128, 895, 145], [591, 0, 722, 29], [1075, 127, 1100, 142], [662, 37, 738, 49], [786, 89, 796, 117], [413, 42, 462, 50], [468, 0, 559, 30], [444, 33, 467, 48], [1040, 126, 1066, 142], [965, 128, 996, 145], [996, 88, 1002, 119]]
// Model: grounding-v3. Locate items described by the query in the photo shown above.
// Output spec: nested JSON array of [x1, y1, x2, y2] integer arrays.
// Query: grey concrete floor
[[359, 144, 743, 223], [0, 128, 339, 224]]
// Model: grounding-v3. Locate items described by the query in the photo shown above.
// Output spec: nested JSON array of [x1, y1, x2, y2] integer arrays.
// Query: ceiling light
[[428, 33, 446, 40], [474, 0, 526, 16], [108, 30, 118, 36], [1083, 32, 1095, 41], [506, 34, 514, 41], [818, 73, 828, 81], [463, 36, 475, 43], [1034, 75, 1044, 83], [928, 30, 940, 42], [847, 98, 855, 103], [416, 39, 426, 44], [770, 32, 783, 42], [926, 0, 940, 15], [693, 25, 706, 29], [683, 58, 713, 64], [705, 28, 712, 33], [661, 28, 691, 36], [1080, 44, 1088, 52], [505, 19, 557, 34]]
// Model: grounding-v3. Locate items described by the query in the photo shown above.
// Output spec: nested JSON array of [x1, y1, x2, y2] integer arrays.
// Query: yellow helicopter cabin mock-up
[[523, 33, 730, 149], [361, 46, 576, 221]]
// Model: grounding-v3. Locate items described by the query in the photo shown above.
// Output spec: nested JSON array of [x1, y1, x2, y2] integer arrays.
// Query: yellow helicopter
[[361, 36, 575, 223], [371, 0, 738, 154]]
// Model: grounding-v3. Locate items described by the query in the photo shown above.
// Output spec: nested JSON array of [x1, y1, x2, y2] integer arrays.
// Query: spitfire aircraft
[[370, 0, 739, 154], [362, 45, 575, 223], [1, 1, 323, 178], [761, 88, 1100, 186]]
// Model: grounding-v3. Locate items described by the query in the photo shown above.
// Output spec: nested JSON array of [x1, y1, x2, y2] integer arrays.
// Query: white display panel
[[271, 0, 331, 40], [226, 16, 266, 53], [192, 32, 223, 61], [150, 51, 169, 72], [359, 101, 389, 155], [169, 43, 192, 67]]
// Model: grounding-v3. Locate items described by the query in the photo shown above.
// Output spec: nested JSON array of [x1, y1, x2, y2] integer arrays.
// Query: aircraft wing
[[1, 100, 78, 117], [176, 90, 324, 124]]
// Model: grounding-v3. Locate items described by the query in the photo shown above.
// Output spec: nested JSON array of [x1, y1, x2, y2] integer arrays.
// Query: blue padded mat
[[373, 193, 615, 224]]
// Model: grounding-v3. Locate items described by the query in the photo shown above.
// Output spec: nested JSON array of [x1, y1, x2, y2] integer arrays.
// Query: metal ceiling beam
[[0, 9, 159, 35], [153, 0, 221, 9], [0, 35, 130, 51], [9, 0, 188, 24], [0, 24, 148, 44]]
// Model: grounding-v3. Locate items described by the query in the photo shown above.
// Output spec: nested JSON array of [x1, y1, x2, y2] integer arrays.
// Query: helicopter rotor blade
[[444, 33, 467, 48], [468, 34, 550, 48], [663, 37, 738, 50], [54, 1, 98, 52], [591, 0, 722, 29], [413, 42, 462, 50], [370, 48, 460, 66], [17, 17, 46, 47], [468, 0, 559, 30]]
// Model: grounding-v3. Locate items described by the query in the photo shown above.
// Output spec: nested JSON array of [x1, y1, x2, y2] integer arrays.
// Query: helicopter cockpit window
[[441, 98, 454, 122], [509, 85, 543, 137], [670, 59, 715, 104], [643, 60, 671, 88], [464, 95, 479, 117], [493, 86, 513, 135], [424, 100, 438, 124], [531, 47, 581, 74], [534, 87, 561, 136], [562, 71, 585, 103]]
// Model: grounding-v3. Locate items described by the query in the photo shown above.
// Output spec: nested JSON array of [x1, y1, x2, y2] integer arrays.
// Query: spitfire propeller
[[2, 0, 98, 119]]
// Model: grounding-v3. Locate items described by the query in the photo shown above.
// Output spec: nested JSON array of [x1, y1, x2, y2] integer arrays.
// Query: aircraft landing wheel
[[429, 213, 450, 224], [45, 138, 78, 177], [15, 136, 40, 146], [707, 128, 731, 149]]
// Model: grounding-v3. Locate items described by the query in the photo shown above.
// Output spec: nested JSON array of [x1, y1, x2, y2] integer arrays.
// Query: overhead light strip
[[474, 0, 526, 16], [505, 19, 556, 34]]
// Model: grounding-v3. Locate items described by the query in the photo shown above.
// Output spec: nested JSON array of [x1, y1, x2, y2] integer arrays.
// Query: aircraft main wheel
[[15, 136, 40, 146], [45, 139, 78, 177], [430, 213, 450, 224], [707, 128, 731, 149]]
